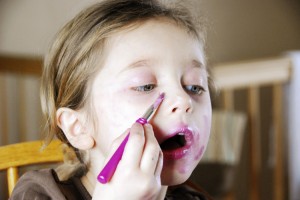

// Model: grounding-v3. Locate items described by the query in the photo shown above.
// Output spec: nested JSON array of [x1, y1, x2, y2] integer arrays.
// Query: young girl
[[11, 0, 213, 199]]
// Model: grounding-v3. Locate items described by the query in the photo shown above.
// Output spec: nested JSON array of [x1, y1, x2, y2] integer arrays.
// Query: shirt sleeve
[[9, 169, 66, 200]]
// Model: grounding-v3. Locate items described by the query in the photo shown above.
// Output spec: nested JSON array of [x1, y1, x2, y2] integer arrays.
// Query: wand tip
[[153, 92, 165, 109]]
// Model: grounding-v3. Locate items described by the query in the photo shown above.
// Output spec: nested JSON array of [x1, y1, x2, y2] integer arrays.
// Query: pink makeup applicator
[[97, 93, 165, 184]]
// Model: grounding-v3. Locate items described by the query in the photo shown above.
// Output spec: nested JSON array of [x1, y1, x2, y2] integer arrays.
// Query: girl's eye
[[185, 85, 206, 95], [134, 84, 156, 92]]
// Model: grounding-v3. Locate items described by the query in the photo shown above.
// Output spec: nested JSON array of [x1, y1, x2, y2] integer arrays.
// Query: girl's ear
[[56, 108, 94, 150]]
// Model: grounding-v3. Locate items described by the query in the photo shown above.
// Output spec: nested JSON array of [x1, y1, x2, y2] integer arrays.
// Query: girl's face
[[89, 20, 212, 185]]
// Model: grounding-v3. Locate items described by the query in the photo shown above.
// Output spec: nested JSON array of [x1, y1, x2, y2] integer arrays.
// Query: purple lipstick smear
[[97, 93, 165, 184], [160, 127, 194, 160]]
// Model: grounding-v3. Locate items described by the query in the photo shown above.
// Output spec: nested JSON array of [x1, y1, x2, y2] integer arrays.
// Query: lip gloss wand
[[97, 93, 165, 184]]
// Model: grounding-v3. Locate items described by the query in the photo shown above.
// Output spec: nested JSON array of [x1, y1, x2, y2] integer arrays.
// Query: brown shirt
[[10, 169, 211, 200]]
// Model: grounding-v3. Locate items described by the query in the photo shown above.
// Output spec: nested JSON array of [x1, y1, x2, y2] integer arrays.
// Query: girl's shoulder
[[9, 169, 65, 200], [9, 168, 91, 200]]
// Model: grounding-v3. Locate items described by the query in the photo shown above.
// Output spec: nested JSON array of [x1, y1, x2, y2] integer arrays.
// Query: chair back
[[0, 140, 63, 196]]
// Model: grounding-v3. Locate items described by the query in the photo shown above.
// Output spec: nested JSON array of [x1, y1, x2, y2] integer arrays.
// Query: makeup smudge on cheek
[[164, 156, 191, 174], [178, 166, 188, 174], [192, 131, 202, 160], [193, 114, 211, 161], [177, 161, 193, 174]]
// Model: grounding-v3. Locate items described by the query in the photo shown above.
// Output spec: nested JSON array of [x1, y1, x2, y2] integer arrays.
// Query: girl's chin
[[160, 166, 193, 186], [161, 174, 189, 186]]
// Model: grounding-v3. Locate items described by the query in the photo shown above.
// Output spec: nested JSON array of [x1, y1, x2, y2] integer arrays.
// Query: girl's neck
[[81, 172, 168, 199]]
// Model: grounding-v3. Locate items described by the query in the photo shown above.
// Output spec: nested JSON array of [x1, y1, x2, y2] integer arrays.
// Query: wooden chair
[[0, 140, 63, 197], [211, 57, 291, 200]]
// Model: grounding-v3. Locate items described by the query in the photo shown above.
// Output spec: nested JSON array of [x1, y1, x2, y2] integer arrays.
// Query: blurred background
[[0, 0, 299, 199]]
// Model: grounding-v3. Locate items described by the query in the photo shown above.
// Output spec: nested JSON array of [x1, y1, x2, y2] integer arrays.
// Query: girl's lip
[[160, 126, 194, 160]]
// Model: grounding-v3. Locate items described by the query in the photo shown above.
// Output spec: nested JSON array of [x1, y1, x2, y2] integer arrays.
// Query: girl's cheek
[[119, 86, 160, 109], [195, 145, 205, 161], [203, 113, 212, 143], [194, 114, 211, 161]]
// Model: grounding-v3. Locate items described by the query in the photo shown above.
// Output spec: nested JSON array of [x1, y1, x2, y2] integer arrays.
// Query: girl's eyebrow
[[127, 60, 151, 69], [119, 59, 203, 75], [191, 59, 204, 69], [118, 59, 152, 75], [127, 59, 203, 69]]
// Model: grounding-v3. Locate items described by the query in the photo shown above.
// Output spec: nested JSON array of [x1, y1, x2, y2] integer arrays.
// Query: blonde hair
[[41, 0, 207, 179]]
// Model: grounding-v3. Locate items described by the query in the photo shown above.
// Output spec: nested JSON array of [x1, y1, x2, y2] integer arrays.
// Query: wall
[[0, 0, 95, 57], [198, 0, 300, 64], [1, 0, 299, 62]]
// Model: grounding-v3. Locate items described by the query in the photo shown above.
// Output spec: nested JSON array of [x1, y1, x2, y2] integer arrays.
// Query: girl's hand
[[92, 122, 163, 200]]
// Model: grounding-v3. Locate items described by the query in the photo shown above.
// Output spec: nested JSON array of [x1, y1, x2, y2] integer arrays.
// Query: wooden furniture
[[0, 55, 42, 75], [212, 57, 291, 200], [0, 140, 63, 196]]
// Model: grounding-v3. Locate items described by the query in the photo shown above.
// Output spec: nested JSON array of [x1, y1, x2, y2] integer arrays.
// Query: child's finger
[[154, 151, 163, 179], [121, 122, 145, 168], [140, 123, 161, 174]]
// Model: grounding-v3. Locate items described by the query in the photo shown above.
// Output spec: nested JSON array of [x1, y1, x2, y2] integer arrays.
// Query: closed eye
[[133, 84, 156, 92], [184, 85, 206, 95]]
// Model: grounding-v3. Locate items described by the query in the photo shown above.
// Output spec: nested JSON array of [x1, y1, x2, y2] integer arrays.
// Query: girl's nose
[[166, 90, 193, 114]]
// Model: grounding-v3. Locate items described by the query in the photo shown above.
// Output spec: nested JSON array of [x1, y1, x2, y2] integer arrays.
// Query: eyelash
[[133, 84, 206, 95], [184, 85, 206, 95], [133, 84, 156, 92]]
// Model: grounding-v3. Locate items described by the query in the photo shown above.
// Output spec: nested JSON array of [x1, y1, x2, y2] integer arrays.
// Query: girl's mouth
[[159, 128, 193, 160]]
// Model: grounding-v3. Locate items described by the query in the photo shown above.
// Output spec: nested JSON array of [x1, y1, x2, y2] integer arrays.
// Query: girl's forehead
[[103, 19, 203, 56], [106, 18, 198, 44], [91, 19, 205, 78]]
